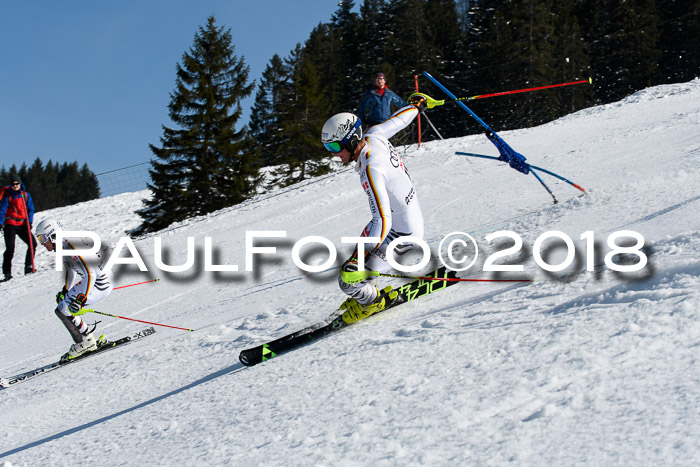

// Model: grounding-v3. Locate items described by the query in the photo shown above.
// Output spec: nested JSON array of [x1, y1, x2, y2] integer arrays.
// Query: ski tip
[[239, 351, 259, 367], [588, 77, 593, 84]]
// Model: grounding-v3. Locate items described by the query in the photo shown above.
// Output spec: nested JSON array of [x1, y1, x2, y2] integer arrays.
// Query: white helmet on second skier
[[321, 112, 363, 155], [36, 218, 62, 245]]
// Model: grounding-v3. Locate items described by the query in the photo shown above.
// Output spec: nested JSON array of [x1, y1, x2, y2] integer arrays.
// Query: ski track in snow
[[0, 79, 699, 465]]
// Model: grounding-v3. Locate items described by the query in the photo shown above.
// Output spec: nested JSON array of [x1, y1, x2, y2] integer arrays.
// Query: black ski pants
[[2, 222, 37, 275]]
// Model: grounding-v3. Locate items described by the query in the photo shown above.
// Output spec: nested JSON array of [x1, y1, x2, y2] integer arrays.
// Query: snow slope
[[1, 79, 699, 466]]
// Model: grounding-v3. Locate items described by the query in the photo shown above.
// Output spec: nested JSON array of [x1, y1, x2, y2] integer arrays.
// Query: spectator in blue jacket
[[358, 72, 405, 128], [0, 174, 36, 281]]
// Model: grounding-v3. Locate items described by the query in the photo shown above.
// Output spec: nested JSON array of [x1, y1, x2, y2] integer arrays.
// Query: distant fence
[[96, 162, 150, 198]]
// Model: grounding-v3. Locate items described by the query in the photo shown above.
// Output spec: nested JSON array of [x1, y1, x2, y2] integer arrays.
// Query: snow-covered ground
[[1, 79, 699, 465]]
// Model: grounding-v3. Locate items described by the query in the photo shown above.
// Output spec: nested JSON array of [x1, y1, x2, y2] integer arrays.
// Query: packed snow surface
[[1, 80, 699, 465]]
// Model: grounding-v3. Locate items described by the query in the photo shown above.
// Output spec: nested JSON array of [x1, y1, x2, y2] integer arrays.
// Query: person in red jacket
[[0, 174, 37, 281]]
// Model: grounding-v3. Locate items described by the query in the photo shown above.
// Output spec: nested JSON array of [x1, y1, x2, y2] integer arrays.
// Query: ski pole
[[372, 271, 531, 283], [84, 309, 194, 331], [455, 152, 587, 193], [423, 71, 506, 138], [423, 71, 559, 203], [21, 193, 36, 273], [409, 78, 592, 109], [529, 168, 558, 203], [422, 112, 444, 140], [114, 278, 160, 290]]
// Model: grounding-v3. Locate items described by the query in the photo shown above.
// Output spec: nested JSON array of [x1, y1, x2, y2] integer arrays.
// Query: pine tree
[[358, 0, 390, 75], [305, 23, 341, 112], [79, 163, 101, 200], [329, 1, 364, 110], [657, 0, 700, 83], [271, 46, 332, 186], [421, 0, 470, 139], [473, 0, 560, 129], [579, 0, 661, 103], [42, 161, 61, 209], [551, 1, 595, 114], [25, 158, 49, 211], [17, 163, 30, 195], [384, 0, 441, 87], [58, 162, 82, 205], [468, 0, 518, 130], [249, 54, 291, 167], [135, 15, 258, 235]]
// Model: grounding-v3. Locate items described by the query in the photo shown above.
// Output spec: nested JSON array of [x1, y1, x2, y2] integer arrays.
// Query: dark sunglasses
[[11, 182, 20, 186]]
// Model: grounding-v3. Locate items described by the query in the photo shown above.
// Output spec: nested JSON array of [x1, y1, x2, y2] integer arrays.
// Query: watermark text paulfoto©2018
[[52, 230, 649, 275]]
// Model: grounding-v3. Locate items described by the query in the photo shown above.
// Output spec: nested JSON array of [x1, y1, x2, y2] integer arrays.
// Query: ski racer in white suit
[[321, 101, 425, 324], [35, 219, 113, 360]]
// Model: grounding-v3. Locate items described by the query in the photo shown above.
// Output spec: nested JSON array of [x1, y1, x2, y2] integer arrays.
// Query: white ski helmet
[[35, 219, 62, 245], [321, 112, 363, 155]]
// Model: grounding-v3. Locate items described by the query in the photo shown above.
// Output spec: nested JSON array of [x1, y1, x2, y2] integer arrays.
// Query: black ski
[[0, 326, 157, 389], [239, 266, 459, 366]]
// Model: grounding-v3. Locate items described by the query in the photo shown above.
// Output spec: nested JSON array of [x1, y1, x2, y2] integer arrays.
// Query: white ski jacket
[[354, 105, 424, 260], [61, 237, 112, 297]]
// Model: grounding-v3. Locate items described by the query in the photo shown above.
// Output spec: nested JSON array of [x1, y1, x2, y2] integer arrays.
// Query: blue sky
[[0, 1, 350, 182]]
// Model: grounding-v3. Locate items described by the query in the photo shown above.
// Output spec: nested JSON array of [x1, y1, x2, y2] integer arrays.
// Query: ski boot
[[62, 333, 107, 361], [340, 286, 398, 324]]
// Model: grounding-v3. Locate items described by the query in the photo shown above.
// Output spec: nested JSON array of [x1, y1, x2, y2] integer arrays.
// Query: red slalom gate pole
[[409, 78, 593, 112], [21, 193, 36, 273], [465, 78, 592, 101], [114, 278, 160, 290], [414, 74, 422, 148], [414, 78, 593, 109], [85, 309, 193, 332]]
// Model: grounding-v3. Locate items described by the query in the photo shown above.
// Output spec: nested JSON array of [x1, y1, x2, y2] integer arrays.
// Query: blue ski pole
[[423, 71, 560, 203], [455, 152, 587, 193]]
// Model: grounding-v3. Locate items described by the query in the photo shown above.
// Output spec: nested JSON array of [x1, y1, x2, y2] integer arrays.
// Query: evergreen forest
[[0, 159, 100, 212], [136, 0, 699, 234]]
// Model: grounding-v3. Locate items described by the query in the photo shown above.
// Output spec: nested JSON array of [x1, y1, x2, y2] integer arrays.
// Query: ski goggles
[[323, 141, 344, 154], [37, 232, 53, 244]]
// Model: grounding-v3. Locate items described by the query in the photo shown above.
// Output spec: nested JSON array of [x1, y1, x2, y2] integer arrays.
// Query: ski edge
[[238, 266, 459, 367], [0, 326, 157, 389]]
